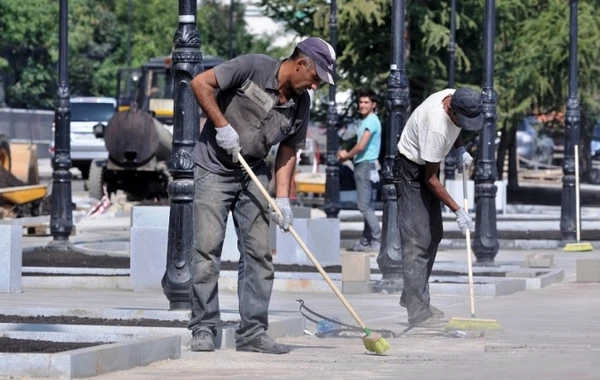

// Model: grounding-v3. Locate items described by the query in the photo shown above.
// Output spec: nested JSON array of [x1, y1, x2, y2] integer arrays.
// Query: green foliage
[[0, 0, 282, 109]]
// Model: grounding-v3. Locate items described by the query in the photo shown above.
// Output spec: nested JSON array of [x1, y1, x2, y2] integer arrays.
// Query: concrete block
[[270, 218, 341, 266], [341, 253, 370, 282], [130, 227, 168, 291], [130, 206, 170, 228], [0, 225, 21, 292], [576, 259, 600, 282], [342, 281, 373, 294], [521, 253, 554, 268]]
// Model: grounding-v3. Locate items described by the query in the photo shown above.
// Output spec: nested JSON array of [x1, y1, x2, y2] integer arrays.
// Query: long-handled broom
[[564, 144, 593, 252], [444, 165, 502, 332], [238, 153, 390, 354]]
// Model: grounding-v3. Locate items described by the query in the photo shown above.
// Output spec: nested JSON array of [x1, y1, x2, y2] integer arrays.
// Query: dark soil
[[23, 247, 130, 268], [0, 337, 108, 353], [0, 314, 188, 327]]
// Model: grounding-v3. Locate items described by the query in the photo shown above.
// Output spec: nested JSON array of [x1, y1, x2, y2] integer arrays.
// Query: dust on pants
[[395, 154, 443, 326]]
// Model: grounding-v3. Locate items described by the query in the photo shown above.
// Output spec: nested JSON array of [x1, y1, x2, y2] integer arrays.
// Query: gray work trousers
[[188, 163, 274, 345], [395, 154, 444, 326]]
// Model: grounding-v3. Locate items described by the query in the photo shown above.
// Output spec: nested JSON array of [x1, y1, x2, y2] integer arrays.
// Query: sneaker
[[189, 330, 215, 352], [347, 240, 370, 252], [236, 333, 291, 354], [410, 316, 448, 328], [368, 240, 381, 253]]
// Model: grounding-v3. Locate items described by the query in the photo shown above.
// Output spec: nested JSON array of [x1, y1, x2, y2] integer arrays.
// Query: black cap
[[296, 37, 336, 85], [450, 88, 484, 131]]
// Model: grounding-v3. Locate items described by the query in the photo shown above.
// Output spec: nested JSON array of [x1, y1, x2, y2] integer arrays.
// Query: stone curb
[[0, 310, 305, 351], [0, 333, 180, 379]]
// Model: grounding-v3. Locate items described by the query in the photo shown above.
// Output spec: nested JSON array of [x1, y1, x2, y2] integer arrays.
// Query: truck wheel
[[0, 134, 11, 172], [88, 160, 105, 200]]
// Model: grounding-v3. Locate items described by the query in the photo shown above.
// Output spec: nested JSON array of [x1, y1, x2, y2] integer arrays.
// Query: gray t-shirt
[[192, 54, 311, 174]]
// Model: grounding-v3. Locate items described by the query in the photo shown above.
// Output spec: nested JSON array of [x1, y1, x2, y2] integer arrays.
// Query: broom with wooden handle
[[564, 144, 593, 252], [237, 153, 390, 354], [444, 164, 502, 332]]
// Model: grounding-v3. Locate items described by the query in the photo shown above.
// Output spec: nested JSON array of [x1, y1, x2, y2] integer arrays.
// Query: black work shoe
[[400, 301, 445, 319], [236, 333, 291, 354], [410, 316, 448, 329], [431, 306, 445, 319], [189, 330, 215, 352]]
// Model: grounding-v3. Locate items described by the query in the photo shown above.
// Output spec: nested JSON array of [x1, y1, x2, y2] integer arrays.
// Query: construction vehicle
[[0, 133, 47, 218], [89, 55, 224, 200]]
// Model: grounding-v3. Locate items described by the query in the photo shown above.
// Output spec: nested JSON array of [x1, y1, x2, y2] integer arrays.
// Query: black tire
[[0, 133, 11, 172], [78, 164, 90, 180], [88, 159, 105, 200]]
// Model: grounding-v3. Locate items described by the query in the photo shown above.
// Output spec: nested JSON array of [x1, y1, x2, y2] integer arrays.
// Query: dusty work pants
[[188, 163, 274, 345], [395, 154, 444, 326]]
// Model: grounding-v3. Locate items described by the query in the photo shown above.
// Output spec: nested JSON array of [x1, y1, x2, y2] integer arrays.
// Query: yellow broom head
[[444, 317, 503, 332], [563, 242, 593, 252], [362, 329, 390, 354]]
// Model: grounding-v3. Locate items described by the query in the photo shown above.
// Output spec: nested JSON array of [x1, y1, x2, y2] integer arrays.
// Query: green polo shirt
[[192, 54, 311, 174]]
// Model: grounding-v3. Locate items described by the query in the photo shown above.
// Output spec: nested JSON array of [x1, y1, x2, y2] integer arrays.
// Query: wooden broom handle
[[237, 153, 368, 330]]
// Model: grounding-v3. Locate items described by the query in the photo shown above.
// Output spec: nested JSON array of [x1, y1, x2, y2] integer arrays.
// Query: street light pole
[[162, 0, 203, 310], [228, 0, 234, 59], [472, 0, 499, 265], [375, 0, 407, 287], [48, 0, 73, 250], [560, 0, 579, 243], [323, 0, 341, 219], [444, 0, 458, 182], [127, 0, 132, 66]]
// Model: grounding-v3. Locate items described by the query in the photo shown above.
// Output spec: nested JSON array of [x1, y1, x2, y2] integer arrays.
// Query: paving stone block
[[130, 227, 168, 291], [576, 259, 600, 283], [130, 206, 170, 228], [342, 281, 373, 294], [522, 253, 554, 268], [0, 225, 21, 292], [341, 253, 370, 282]]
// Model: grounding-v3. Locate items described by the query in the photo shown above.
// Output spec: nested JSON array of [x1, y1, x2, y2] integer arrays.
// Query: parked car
[[516, 116, 554, 167], [49, 96, 116, 180]]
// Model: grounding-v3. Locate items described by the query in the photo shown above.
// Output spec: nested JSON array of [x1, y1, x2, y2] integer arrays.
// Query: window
[[71, 102, 116, 122]]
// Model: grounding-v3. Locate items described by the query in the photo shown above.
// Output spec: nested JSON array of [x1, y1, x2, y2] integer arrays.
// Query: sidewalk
[[2, 248, 599, 379]]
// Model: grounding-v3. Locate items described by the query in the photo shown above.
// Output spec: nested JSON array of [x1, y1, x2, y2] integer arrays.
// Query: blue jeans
[[188, 163, 274, 345], [354, 161, 381, 243]]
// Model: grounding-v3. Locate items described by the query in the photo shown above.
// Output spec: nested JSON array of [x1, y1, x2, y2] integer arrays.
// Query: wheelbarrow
[[0, 184, 48, 205]]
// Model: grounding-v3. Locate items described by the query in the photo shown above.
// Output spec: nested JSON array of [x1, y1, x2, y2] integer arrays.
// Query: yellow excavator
[[0, 133, 46, 217]]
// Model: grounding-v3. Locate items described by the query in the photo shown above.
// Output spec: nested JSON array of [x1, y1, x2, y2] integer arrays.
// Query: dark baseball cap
[[450, 88, 484, 131], [296, 37, 336, 85]]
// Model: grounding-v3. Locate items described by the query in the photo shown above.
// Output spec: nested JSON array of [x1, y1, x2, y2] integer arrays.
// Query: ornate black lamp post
[[375, 0, 407, 288], [161, 0, 202, 310], [323, 0, 341, 219], [443, 0, 458, 182], [48, 0, 74, 250], [560, 0, 579, 243], [472, 0, 499, 265]]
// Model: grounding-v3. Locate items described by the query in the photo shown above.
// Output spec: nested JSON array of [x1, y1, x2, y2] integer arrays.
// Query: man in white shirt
[[396, 88, 482, 328]]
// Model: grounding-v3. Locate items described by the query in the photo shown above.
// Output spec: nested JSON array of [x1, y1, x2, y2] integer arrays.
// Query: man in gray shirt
[[188, 37, 336, 354]]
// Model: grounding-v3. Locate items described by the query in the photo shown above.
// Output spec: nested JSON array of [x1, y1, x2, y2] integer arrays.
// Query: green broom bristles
[[444, 317, 503, 332], [361, 328, 390, 354]]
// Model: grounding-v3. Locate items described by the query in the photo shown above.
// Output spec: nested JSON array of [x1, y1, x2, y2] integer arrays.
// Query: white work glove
[[455, 208, 475, 235], [456, 146, 473, 173], [215, 124, 241, 163], [271, 197, 293, 231]]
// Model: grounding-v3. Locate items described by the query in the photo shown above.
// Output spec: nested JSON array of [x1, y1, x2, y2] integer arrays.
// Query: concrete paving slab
[[0, 333, 179, 379]]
